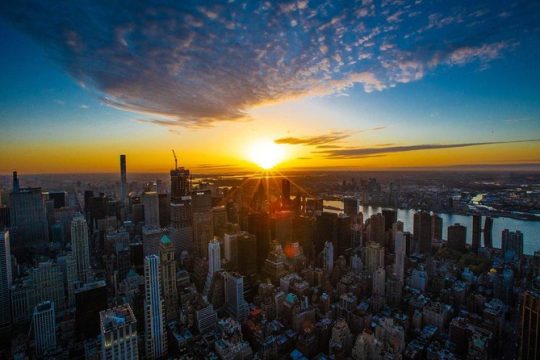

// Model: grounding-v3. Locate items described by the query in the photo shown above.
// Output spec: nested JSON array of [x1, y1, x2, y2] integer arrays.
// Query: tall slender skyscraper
[[120, 155, 127, 205], [208, 238, 221, 276], [323, 241, 334, 274], [413, 211, 432, 254], [472, 214, 481, 252], [0, 230, 12, 332], [448, 223, 466, 251], [71, 214, 91, 283], [484, 217, 493, 248], [394, 231, 405, 282], [144, 255, 167, 359], [33, 301, 56, 357], [159, 235, 178, 322]]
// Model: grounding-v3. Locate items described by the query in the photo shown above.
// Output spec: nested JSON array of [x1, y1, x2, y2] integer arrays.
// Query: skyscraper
[[323, 241, 334, 274], [192, 190, 213, 258], [9, 172, 49, 257], [170, 162, 192, 231], [0, 230, 12, 332], [208, 238, 221, 276], [143, 192, 160, 227], [448, 223, 466, 251], [120, 155, 127, 205], [224, 272, 248, 321], [431, 214, 443, 242], [364, 241, 384, 274], [159, 235, 178, 322], [520, 290, 540, 360], [75, 280, 108, 340], [502, 229, 524, 257], [343, 197, 359, 216], [281, 178, 291, 208], [100, 304, 138, 360], [413, 211, 432, 254], [32, 301, 56, 357], [144, 255, 167, 359], [394, 231, 405, 282], [472, 214, 481, 252], [71, 214, 91, 283], [484, 217, 493, 248]]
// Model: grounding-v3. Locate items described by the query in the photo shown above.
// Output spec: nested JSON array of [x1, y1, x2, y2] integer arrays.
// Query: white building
[[100, 304, 138, 360], [208, 238, 222, 276], [33, 301, 56, 357], [0, 230, 12, 330], [144, 255, 167, 359]]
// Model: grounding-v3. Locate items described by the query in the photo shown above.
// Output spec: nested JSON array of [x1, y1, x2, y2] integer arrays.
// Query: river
[[323, 200, 540, 255]]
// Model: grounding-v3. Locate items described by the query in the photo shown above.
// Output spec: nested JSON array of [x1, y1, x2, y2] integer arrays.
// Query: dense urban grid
[[0, 156, 539, 360]]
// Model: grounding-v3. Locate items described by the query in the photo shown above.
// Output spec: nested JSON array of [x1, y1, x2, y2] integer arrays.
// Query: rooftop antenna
[[172, 149, 178, 170]]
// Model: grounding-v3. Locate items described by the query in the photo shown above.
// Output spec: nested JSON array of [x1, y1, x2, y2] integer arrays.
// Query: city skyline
[[1, 0, 540, 173]]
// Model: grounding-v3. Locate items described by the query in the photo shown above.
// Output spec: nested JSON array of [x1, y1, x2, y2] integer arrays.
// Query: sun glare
[[247, 141, 286, 169]]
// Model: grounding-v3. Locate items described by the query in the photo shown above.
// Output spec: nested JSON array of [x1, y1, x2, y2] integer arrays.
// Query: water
[[323, 200, 540, 255]]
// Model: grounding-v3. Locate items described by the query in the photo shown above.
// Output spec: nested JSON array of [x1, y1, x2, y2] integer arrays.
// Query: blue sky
[[0, 0, 539, 172]]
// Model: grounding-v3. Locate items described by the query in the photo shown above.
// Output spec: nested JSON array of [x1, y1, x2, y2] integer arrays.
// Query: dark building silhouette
[[382, 209, 397, 231], [335, 215, 351, 258], [483, 217, 493, 248], [315, 212, 337, 256], [413, 211, 432, 254], [281, 179, 290, 208], [520, 290, 540, 360], [75, 280, 107, 340], [343, 197, 359, 217], [431, 214, 443, 241], [447, 223, 466, 251], [248, 212, 270, 272], [48, 191, 67, 209], [472, 214, 481, 252]]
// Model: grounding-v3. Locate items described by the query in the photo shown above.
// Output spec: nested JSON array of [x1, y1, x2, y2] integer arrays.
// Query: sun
[[247, 140, 286, 169]]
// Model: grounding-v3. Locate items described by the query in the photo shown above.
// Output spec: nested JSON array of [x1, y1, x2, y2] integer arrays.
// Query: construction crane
[[171, 149, 178, 170]]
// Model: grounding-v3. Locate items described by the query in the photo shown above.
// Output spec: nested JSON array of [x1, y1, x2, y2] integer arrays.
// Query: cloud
[[274, 132, 349, 145], [1, 0, 537, 127], [319, 139, 540, 159], [275, 126, 386, 147]]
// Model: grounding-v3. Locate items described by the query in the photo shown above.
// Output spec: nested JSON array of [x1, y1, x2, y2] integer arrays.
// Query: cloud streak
[[318, 139, 540, 159], [1, 0, 537, 127]]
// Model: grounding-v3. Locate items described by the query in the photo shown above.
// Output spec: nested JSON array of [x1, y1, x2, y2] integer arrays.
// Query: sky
[[0, 0, 539, 174]]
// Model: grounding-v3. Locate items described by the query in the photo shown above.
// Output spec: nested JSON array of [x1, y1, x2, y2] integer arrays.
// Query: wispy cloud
[[2, 0, 537, 127], [274, 132, 349, 146], [319, 139, 540, 159]]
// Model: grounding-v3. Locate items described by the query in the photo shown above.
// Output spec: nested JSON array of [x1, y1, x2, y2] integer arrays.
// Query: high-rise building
[[120, 155, 127, 206], [366, 213, 385, 246], [71, 214, 91, 283], [144, 255, 167, 359], [394, 231, 405, 282], [0, 230, 12, 332], [160, 235, 178, 322], [143, 192, 160, 227], [472, 214, 481, 252], [343, 197, 359, 216], [448, 223, 466, 251], [431, 214, 443, 242], [372, 267, 385, 311], [224, 272, 248, 321], [484, 217, 493, 248], [520, 290, 540, 360], [9, 172, 49, 257], [57, 253, 77, 308], [142, 225, 166, 257], [413, 211, 432, 254], [502, 229, 524, 257], [192, 190, 214, 258], [364, 242, 384, 274], [100, 304, 138, 360], [247, 212, 270, 272], [208, 238, 221, 276], [237, 232, 257, 275], [382, 209, 397, 232], [323, 241, 334, 274], [281, 179, 291, 208], [75, 280, 108, 340], [32, 301, 56, 357], [31, 260, 66, 313]]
